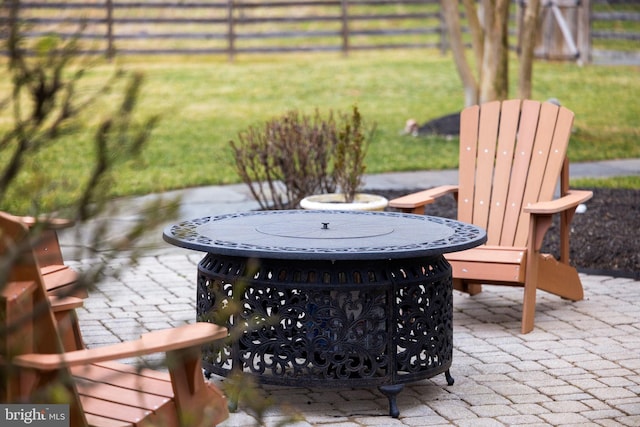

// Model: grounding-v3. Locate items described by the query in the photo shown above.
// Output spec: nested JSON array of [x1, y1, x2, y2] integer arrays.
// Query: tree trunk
[[518, 0, 541, 100], [479, 0, 510, 103], [462, 0, 483, 80], [440, 0, 479, 106]]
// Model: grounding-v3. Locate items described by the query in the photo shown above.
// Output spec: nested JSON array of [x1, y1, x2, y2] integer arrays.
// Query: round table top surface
[[163, 210, 486, 260]]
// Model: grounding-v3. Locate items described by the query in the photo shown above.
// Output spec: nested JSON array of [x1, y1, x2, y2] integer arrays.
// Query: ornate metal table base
[[197, 253, 455, 418]]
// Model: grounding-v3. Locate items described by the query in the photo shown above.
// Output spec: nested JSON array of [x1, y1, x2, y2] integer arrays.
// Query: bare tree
[[440, 0, 479, 106], [518, 0, 542, 100], [440, 0, 541, 106]]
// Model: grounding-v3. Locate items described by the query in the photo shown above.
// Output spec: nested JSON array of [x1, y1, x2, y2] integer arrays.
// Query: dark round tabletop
[[163, 210, 486, 260]]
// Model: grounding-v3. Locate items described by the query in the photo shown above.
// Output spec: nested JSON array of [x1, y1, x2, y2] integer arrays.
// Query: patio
[[70, 253, 640, 427]]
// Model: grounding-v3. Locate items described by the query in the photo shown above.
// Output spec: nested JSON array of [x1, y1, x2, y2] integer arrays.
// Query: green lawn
[[1, 49, 639, 213]]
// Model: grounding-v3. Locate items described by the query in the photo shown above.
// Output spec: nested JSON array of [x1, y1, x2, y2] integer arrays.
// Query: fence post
[[227, 0, 235, 61], [341, 0, 349, 57], [577, 0, 591, 64], [439, 7, 448, 55], [106, 0, 114, 59]]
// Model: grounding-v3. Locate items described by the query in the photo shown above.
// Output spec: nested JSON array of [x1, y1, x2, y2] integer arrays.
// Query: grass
[[1, 49, 639, 213], [573, 176, 640, 190]]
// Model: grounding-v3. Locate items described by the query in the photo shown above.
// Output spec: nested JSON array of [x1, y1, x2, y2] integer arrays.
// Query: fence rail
[[3, 0, 446, 58], [592, 11, 640, 41], [2, 0, 638, 61]]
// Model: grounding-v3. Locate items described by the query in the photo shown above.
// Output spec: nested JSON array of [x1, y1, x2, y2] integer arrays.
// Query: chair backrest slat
[[457, 100, 573, 248], [473, 100, 501, 230], [500, 100, 539, 246], [541, 105, 574, 201], [513, 102, 563, 244], [487, 99, 521, 244], [457, 105, 480, 224]]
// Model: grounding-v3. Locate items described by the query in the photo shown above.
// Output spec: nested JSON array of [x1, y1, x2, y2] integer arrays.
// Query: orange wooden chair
[[3, 213, 92, 351], [1, 212, 229, 426], [390, 100, 593, 333], [4, 212, 85, 299]]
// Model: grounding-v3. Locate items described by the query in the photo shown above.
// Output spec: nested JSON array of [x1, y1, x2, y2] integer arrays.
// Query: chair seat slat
[[72, 363, 174, 397], [78, 394, 159, 427]]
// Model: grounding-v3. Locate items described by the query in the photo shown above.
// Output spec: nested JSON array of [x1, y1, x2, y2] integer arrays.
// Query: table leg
[[445, 369, 455, 385], [378, 384, 403, 418]]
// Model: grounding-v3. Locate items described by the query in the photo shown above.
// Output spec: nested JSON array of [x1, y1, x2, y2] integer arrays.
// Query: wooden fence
[[4, 0, 446, 59], [517, 0, 592, 63], [2, 0, 639, 62]]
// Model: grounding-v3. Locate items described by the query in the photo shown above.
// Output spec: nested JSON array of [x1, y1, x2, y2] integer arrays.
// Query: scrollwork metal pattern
[[197, 253, 454, 388], [391, 256, 453, 380]]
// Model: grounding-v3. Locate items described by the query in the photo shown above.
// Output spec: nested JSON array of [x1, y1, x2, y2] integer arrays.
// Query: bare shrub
[[333, 106, 376, 204], [230, 106, 376, 209]]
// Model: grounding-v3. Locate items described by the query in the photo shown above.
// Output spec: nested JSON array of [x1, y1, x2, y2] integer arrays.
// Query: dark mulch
[[375, 187, 640, 279]]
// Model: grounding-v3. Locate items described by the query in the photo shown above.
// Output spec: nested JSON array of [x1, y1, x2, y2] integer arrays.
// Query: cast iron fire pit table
[[163, 210, 486, 417]]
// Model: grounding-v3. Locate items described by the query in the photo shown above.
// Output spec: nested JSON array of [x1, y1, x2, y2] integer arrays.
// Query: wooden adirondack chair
[[0, 211, 230, 426], [2, 213, 88, 352], [3, 212, 84, 299], [389, 99, 593, 334]]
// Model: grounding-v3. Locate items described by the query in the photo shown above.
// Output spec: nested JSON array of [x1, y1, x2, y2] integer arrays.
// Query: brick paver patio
[[70, 254, 640, 427]]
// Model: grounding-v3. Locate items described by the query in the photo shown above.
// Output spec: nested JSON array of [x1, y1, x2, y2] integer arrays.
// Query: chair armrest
[[13, 214, 74, 230], [13, 322, 228, 370], [49, 296, 84, 312], [389, 185, 459, 212], [524, 190, 593, 215]]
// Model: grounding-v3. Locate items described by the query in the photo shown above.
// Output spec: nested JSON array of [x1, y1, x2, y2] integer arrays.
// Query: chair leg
[[521, 284, 537, 334], [53, 307, 85, 351], [453, 278, 482, 295], [168, 347, 229, 426], [521, 250, 540, 334]]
